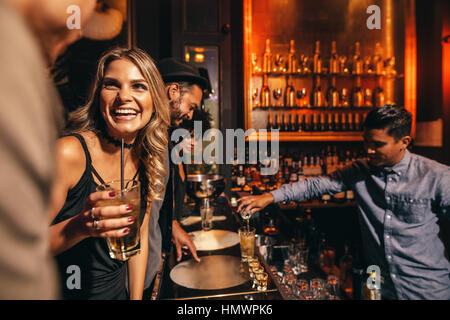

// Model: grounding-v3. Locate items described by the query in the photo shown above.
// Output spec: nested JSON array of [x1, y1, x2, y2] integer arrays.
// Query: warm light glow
[[404, 0, 417, 138], [185, 52, 190, 62], [194, 53, 205, 63]]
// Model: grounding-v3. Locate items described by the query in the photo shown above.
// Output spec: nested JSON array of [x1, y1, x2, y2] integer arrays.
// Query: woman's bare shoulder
[[56, 135, 86, 165]]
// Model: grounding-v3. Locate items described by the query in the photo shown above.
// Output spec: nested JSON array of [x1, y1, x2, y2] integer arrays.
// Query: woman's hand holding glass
[[80, 190, 136, 239]]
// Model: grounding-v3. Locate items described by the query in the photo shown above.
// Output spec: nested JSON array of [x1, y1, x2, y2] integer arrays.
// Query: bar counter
[[150, 195, 351, 300]]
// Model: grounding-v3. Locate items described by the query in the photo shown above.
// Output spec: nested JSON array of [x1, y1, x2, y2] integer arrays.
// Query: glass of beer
[[238, 226, 255, 262], [96, 179, 141, 261]]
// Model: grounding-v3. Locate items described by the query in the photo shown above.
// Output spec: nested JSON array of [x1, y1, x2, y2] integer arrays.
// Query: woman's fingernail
[[128, 217, 134, 223], [126, 204, 133, 211], [109, 191, 116, 197], [123, 228, 130, 234]]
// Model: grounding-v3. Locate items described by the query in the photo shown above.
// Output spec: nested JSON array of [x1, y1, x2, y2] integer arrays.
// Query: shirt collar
[[382, 149, 411, 176]]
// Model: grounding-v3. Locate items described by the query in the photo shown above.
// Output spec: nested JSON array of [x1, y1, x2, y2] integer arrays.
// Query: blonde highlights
[[67, 47, 170, 200]]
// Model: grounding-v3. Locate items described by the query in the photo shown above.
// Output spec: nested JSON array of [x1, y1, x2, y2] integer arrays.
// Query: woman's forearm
[[49, 214, 88, 256]]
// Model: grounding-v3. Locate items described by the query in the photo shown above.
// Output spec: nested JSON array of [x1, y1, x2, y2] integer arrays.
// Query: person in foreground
[[238, 105, 450, 300], [0, 0, 96, 299], [48, 47, 170, 299]]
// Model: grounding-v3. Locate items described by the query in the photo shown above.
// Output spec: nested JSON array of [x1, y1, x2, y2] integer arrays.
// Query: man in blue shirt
[[238, 105, 450, 300]]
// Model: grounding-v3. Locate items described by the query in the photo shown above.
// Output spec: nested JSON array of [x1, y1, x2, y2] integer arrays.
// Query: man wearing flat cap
[[143, 58, 208, 298]]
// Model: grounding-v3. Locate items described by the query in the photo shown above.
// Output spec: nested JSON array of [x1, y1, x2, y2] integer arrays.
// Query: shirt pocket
[[394, 198, 428, 224]]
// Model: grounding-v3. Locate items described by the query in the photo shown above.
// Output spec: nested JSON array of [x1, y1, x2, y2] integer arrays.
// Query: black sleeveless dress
[[52, 133, 147, 300]]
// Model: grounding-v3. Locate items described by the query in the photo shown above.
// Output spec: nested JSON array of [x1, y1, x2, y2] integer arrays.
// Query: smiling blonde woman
[[48, 47, 170, 300]]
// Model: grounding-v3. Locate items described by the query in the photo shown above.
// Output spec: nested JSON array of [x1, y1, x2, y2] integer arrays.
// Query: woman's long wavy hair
[[66, 47, 170, 201]]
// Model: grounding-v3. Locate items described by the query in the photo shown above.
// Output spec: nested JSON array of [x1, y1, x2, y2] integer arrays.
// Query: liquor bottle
[[327, 76, 339, 107], [373, 76, 385, 107], [262, 38, 272, 73], [287, 39, 297, 73], [302, 114, 309, 131], [287, 114, 293, 132], [329, 40, 339, 75], [267, 113, 274, 130], [311, 114, 319, 131], [313, 40, 322, 75], [341, 113, 348, 131], [339, 242, 354, 299], [352, 41, 363, 75], [340, 88, 350, 107], [291, 114, 298, 132], [285, 75, 296, 107], [327, 113, 335, 131], [280, 114, 286, 132], [354, 113, 361, 131], [320, 113, 327, 131], [236, 165, 246, 191], [273, 114, 279, 130], [352, 76, 364, 107], [261, 74, 271, 107], [311, 75, 324, 107], [334, 113, 341, 131], [348, 113, 354, 131], [372, 42, 384, 76]]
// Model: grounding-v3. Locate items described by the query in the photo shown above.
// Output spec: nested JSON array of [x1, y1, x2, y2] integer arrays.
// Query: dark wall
[[414, 0, 449, 165]]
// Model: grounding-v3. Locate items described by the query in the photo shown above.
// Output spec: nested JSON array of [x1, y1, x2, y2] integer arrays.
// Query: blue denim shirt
[[271, 150, 450, 300]]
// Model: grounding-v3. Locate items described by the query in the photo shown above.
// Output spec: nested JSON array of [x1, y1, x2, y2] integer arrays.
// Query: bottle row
[[231, 145, 364, 202], [267, 112, 367, 132], [255, 73, 385, 108], [253, 39, 397, 77]]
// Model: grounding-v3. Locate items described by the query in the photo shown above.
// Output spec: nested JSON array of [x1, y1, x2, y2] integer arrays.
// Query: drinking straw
[[121, 138, 124, 195]]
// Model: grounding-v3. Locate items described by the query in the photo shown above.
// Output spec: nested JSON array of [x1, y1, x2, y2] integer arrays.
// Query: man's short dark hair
[[363, 104, 412, 141]]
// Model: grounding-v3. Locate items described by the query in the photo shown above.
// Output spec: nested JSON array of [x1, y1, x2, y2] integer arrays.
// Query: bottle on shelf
[[373, 76, 385, 107], [352, 76, 364, 107], [287, 39, 297, 74], [291, 114, 299, 132], [320, 113, 327, 131], [352, 41, 363, 75], [327, 75, 340, 107], [354, 113, 362, 131], [311, 75, 324, 107], [341, 113, 348, 131], [263, 38, 272, 73], [272, 114, 279, 130], [364, 88, 373, 107], [329, 40, 339, 75], [348, 113, 354, 131], [313, 40, 322, 75], [285, 75, 296, 107], [334, 113, 341, 131], [327, 113, 335, 131], [340, 88, 350, 107], [372, 42, 384, 76], [267, 113, 274, 130], [339, 242, 354, 299], [236, 164, 246, 191], [302, 114, 309, 131], [311, 114, 319, 132], [261, 73, 271, 107]]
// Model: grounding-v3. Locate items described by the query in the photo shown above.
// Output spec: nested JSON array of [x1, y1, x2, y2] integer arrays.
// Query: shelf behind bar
[[246, 131, 364, 142], [252, 71, 404, 79], [252, 105, 374, 111]]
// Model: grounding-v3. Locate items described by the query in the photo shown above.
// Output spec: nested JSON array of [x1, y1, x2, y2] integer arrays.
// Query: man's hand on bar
[[237, 193, 275, 216], [172, 220, 200, 263]]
